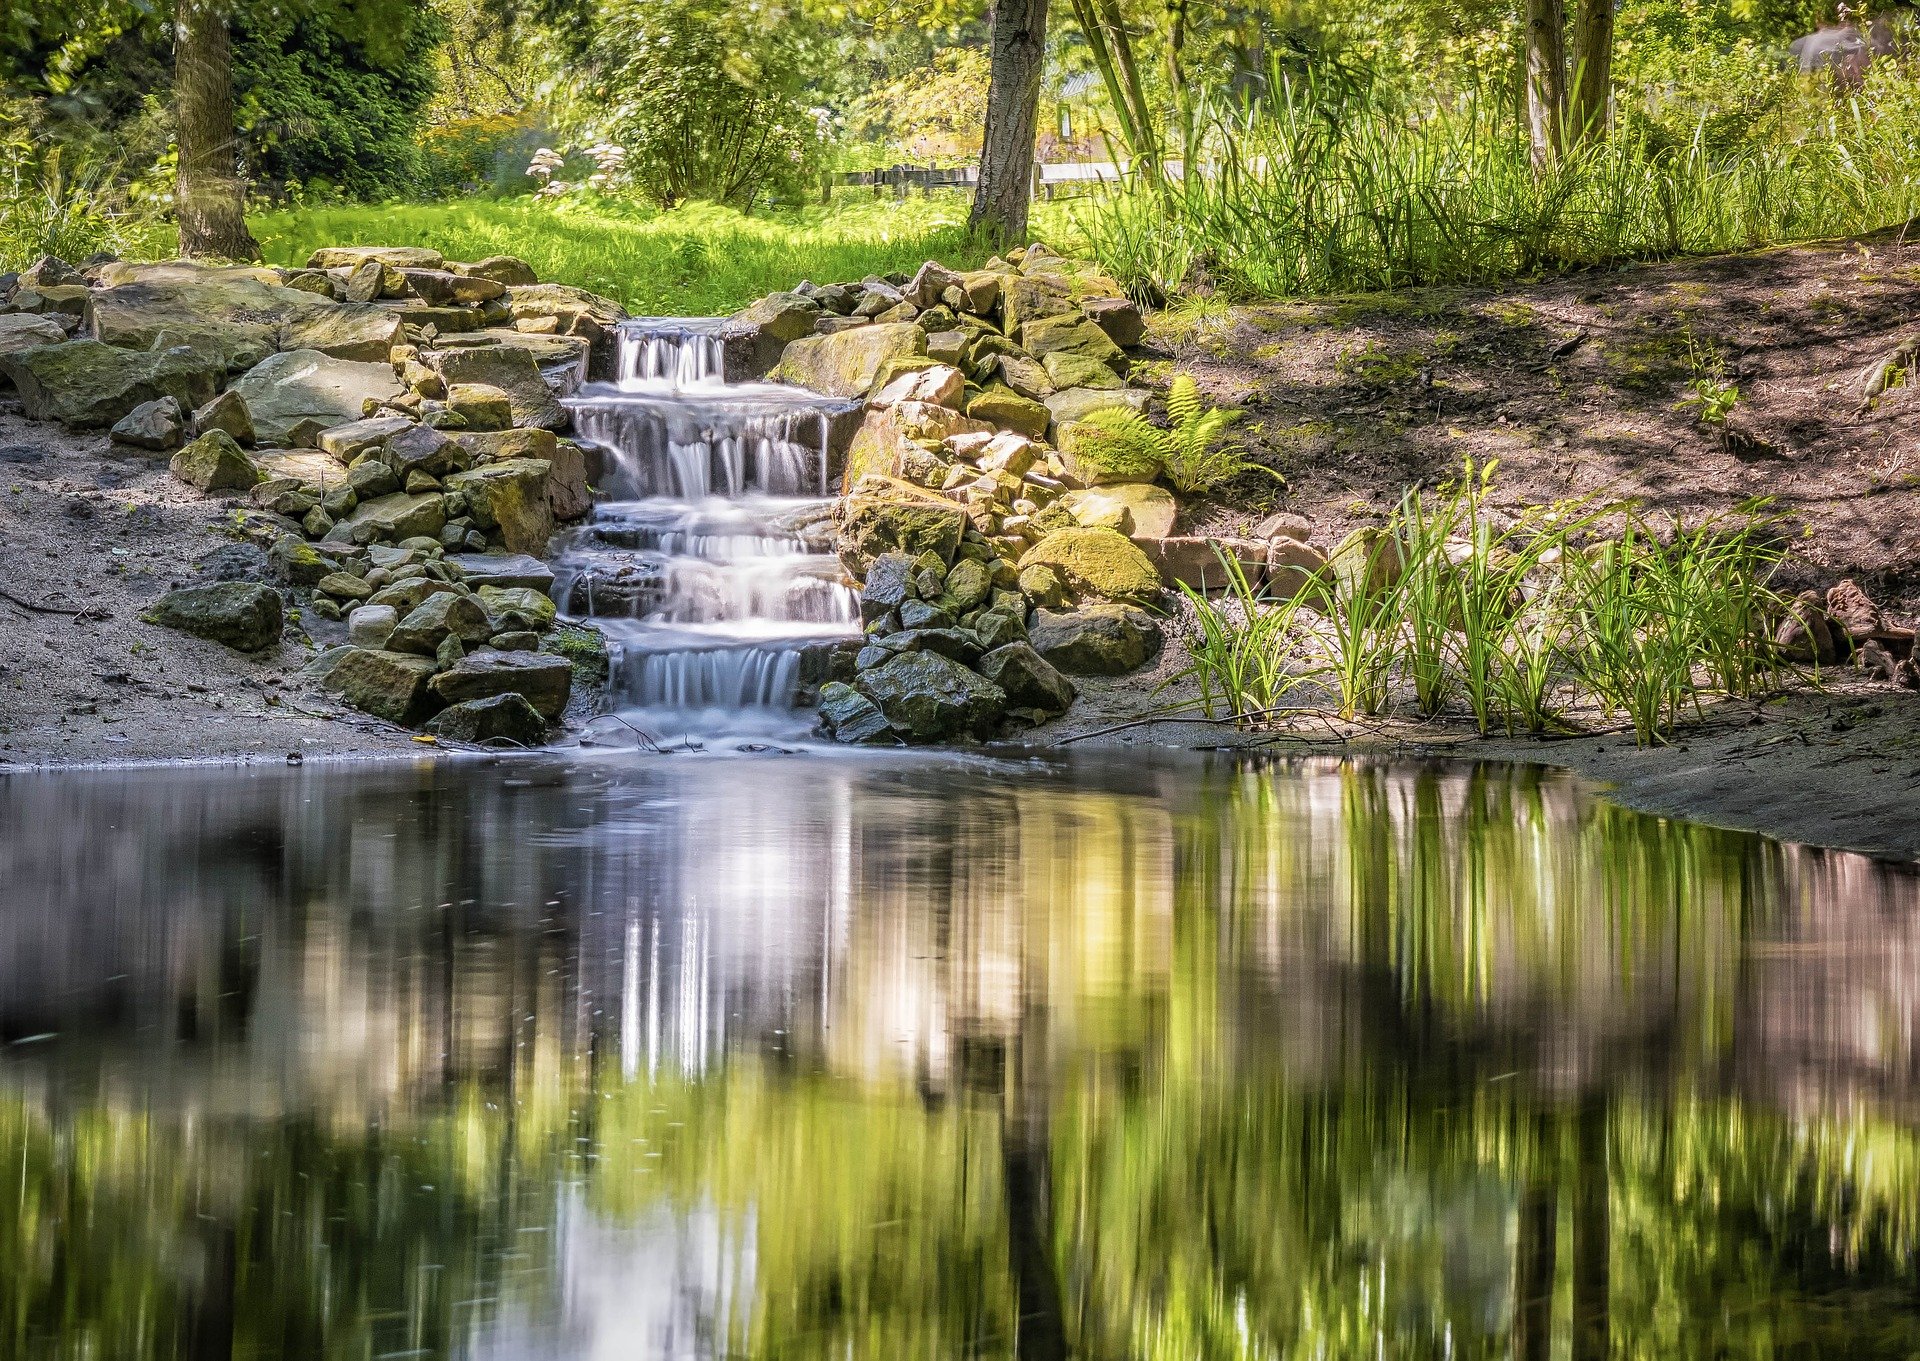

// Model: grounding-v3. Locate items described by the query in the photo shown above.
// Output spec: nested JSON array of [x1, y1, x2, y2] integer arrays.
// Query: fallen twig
[[0, 588, 97, 618]]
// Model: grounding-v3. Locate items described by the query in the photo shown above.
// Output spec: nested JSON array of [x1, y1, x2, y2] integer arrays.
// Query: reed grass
[[1170, 466, 1795, 746]]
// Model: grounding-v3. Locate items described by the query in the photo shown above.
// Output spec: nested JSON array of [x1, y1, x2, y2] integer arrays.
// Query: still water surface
[[2, 752, 1919, 1360]]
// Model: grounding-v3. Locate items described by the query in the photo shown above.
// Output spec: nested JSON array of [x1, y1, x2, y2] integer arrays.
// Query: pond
[[1, 751, 1918, 1359]]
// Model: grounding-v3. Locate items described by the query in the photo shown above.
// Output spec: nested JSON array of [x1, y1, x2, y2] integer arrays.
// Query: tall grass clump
[[251, 193, 1007, 316], [1078, 59, 1920, 303], [0, 145, 172, 271], [1171, 465, 1794, 746]]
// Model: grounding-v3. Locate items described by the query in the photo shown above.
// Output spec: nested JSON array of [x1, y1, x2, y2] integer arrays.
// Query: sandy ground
[[0, 409, 423, 767]]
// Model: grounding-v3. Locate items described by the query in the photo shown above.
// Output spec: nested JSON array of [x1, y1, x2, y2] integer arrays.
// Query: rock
[[444, 552, 556, 591], [734, 291, 824, 363], [772, 322, 927, 399], [109, 396, 184, 451], [818, 681, 895, 744], [860, 551, 914, 624], [477, 585, 558, 631], [1030, 604, 1164, 675], [445, 459, 553, 555], [1041, 351, 1124, 391], [1002, 274, 1076, 337], [317, 571, 374, 601], [871, 363, 966, 409], [977, 642, 1077, 716], [256, 448, 349, 487], [853, 650, 1006, 741], [490, 631, 541, 652], [452, 427, 557, 463], [427, 345, 566, 430], [343, 260, 385, 304], [1826, 579, 1881, 644], [957, 271, 1003, 315], [229, 349, 406, 445], [269, 534, 333, 586], [842, 403, 992, 486], [1776, 590, 1839, 664], [1327, 527, 1405, 600], [940, 557, 993, 612], [1254, 511, 1313, 543], [332, 491, 448, 545], [307, 246, 445, 271], [189, 389, 256, 445], [1043, 386, 1151, 443], [278, 304, 407, 362], [18, 255, 81, 288], [0, 339, 221, 428], [424, 693, 550, 745], [1062, 484, 1177, 539], [1139, 536, 1271, 592], [838, 482, 969, 573], [1021, 313, 1127, 372], [0, 313, 69, 357], [967, 384, 1052, 439], [312, 646, 441, 721], [1081, 297, 1146, 348], [908, 261, 966, 308], [146, 581, 283, 651], [452, 256, 539, 287], [429, 651, 572, 720], [317, 414, 414, 462], [504, 282, 628, 345], [388, 591, 494, 656], [82, 269, 325, 372], [400, 267, 507, 306], [1019, 527, 1162, 605], [170, 431, 265, 492], [445, 382, 513, 431], [1266, 537, 1329, 599], [384, 423, 467, 479], [545, 439, 592, 521]]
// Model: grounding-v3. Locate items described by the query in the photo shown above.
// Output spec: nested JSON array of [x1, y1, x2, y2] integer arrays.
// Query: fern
[[1063, 374, 1275, 495]]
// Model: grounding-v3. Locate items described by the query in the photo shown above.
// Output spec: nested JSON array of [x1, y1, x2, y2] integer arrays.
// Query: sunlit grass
[[249, 193, 1080, 316]]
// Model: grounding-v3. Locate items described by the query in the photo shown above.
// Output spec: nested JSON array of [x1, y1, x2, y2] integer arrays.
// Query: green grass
[[249, 194, 1051, 316]]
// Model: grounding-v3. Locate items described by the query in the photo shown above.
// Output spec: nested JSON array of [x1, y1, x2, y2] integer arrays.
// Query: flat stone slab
[[447, 552, 556, 591]]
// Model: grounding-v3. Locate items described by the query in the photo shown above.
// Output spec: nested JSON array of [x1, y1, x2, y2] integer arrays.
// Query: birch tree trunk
[[971, 0, 1050, 244], [1524, 0, 1569, 170], [174, 0, 260, 260]]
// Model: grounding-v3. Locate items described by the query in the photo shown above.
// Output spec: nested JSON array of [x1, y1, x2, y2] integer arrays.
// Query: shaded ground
[[1161, 225, 1920, 609]]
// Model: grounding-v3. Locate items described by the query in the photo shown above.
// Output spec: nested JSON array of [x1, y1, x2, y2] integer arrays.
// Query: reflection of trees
[[4, 758, 1920, 1356]]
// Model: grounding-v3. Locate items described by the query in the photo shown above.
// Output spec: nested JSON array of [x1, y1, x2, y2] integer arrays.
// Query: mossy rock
[[1018, 527, 1163, 606], [839, 481, 969, 573], [310, 646, 441, 722], [966, 384, 1051, 440], [444, 458, 554, 555], [146, 581, 284, 652], [1020, 313, 1127, 371], [772, 322, 927, 399], [1029, 604, 1164, 675], [1042, 351, 1124, 391], [170, 431, 265, 493], [0, 339, 223, 429]]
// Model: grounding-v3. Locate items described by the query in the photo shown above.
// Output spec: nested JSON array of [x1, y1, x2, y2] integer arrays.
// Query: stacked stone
[[0, 248, 628, 741]]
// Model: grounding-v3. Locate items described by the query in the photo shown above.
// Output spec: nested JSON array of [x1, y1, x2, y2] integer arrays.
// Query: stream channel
[[3, 326, 1920, 1358]]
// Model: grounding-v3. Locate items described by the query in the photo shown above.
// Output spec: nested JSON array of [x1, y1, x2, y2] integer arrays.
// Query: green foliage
[[1170, 466, 1793, 745], [1065, 375, 1269, 494], [250, 192, 1001, 315], [566, 0, 824, 210]]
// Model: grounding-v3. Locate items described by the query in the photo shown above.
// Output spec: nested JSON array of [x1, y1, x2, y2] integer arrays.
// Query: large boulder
[[1043, 386, 1150, 443], [399, 267, 507, 306], [732, 291, 824, 371], [423, 693, 550, 745], [504, 283, 628, 343], [853, 650, 1006, 741], [1029, 604, 1164, 675], [278, 304, 407, 362], [429, 651, 572, 719], [84, 266, 318, 371], [444, 552, 556, 591], [0, 340, 221, 428], [311, 646, 441, 722], [1021, 313, 1127, 371], [1002, 274, 1076, 337], [445, 459, 554, 555], [837, 480, 969, 573], [426, 344, 566, 430], [146, 581, 283, 652], [1019, 527, 1163, 606], [1061, 484, 1177, 539], [772, 322, 926, 399], [170, 431, 265, 492], [387, 591, 494, 656], [229, 349, 405, 445], [817, 681, 894, 744]]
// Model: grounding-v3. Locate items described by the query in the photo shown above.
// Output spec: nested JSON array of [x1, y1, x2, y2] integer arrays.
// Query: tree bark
[[174, 0, 260, 260], [1568, 0, 1614, 147], [1523, 0, 1569, 170], [971, 0, 1050, 245]]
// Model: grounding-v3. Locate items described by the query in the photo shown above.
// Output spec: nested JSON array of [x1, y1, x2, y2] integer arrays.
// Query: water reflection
[[1, 754, 1918, 1359]]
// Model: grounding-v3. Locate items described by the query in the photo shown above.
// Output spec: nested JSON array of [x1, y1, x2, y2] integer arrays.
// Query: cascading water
[[558, 320, 861, 743]]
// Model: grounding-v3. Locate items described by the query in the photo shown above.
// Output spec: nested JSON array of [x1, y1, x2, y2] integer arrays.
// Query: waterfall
[[557, 320, 860, 741]]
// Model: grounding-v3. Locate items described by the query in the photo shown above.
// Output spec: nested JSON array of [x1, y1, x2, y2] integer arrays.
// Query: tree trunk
[[1513, 1165, 1557, 1360], [971, 0, 1050, 245], [1571, 1095, 1611, 1361], [1523, 0, 1569, 170], [1568, 0, 1614, 147], [174, 0, 260, 260]]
